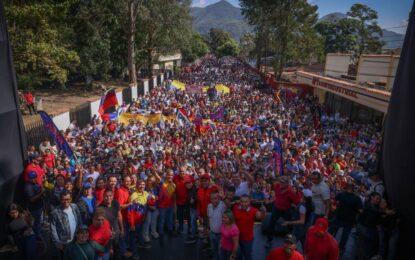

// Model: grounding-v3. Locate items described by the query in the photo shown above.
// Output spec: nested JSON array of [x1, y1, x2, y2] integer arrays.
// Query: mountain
[[190, 0, 250, 41], [318, 12, 405, 49]]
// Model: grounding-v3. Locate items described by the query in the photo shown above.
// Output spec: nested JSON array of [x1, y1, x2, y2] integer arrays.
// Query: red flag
[[99, 89, 118, 118]]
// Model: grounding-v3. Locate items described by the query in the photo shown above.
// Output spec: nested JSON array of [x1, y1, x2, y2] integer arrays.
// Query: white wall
[[386, 57, 400, 90], [90, 99, 101, 118], [356, 55, 399, 85], [116, 91, 123, 105], [160, 73, 164, 83], [153, 76, 157, 87], [53, 112, 70, 131], [325, 54, 352, 78], [131, 85, 138, 100], [143, 80, 149, 94]]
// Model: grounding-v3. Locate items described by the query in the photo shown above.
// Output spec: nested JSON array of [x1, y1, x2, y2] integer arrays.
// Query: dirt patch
[[22, 81, 129, 125]]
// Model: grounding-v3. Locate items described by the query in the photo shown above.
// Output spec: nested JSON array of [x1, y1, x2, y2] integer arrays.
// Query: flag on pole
[[99, 88, 119, 121], [273, 138, 283, 176], [176, 108, 192, 127], [210, 106, 224, 122], [38, 111, 74, 159]]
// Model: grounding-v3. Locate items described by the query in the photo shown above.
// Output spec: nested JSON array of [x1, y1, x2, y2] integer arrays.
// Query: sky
[[191, 0, 413, 34]]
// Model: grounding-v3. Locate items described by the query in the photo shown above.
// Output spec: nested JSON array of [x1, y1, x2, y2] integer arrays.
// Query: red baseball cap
[[315, 218, 328, 233]]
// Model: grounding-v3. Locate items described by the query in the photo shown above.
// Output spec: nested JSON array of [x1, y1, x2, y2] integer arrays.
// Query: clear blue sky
[[191, 0, 413, 34]]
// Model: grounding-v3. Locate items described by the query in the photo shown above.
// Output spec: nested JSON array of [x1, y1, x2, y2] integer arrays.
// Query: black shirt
[[358, 202, 381, 228], [335, 191, 362, 223], [98, 200, 120, 233]]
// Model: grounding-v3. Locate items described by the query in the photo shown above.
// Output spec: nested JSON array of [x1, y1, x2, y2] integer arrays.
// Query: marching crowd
[[9, 56, 399, 260]]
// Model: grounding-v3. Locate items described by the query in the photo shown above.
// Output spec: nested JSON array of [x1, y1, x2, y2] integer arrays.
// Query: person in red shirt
[[304, 218, 339, 260], [232, 194, 266, 260], [114, 175, 133, 258], [23, 91, 36, 115], [94, 178, 106, 205], [173, 166, 192, 233], [266, 176, 300, 248], [89, 208, 112, 260], [197, 173, 218, 237], [42, 148, 55, 169], [156, 169, 176, 241], [23, 155, 45, 186], [266, 234, 304, 260]]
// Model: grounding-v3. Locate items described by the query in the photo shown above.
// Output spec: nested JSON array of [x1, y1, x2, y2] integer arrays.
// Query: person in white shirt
[[207, 192, 226, 260], [309, 170, 331, 225]]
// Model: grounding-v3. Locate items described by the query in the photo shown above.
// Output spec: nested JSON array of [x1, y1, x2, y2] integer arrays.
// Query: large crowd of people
[[10, 55, 399, 260]]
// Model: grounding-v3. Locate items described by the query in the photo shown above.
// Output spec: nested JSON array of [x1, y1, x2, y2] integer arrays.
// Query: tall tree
[[239, 32, 255, 60], [347, 3, 383, 56], [241, 0, 322, 80], [5, 1, 80, 88], [127, 0, 142, 86], [206, 28, 232, 54], [182, 32, 209, 62], [217, 39, 240, 57], [135, 0, 192, 77]]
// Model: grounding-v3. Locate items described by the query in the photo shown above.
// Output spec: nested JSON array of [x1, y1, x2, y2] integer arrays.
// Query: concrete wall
[[152, 76, 157, 88], [116, 91, 123, 105], [143, 80, 149, 94], [356, 55, 400, 88], [53, 112, 70, 130], [131, 85, 138, 100], [160, 73, 164, 83], [90, 99, 101, 118], [325, 53, 352, 78]]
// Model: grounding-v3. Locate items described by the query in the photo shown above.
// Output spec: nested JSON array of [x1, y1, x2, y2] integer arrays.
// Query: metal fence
[[122, 87, 132, 104], [69, 102, 91, 129], [24, 117, 52, 148]]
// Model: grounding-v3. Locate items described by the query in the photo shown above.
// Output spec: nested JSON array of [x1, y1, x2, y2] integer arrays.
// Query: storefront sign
[[312, 77, 358, 99]]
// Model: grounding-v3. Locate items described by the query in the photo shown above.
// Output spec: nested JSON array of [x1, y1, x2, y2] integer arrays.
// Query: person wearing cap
[[329, 181, 362, 252], [63, 225, 105, 260], [173, 166, 192, 234], [76, 182, 97, 226], [304, 218, 339, 260], [23, 155, 45, 186], [265, 176, 300, 248], [184, 177, 198, 244], [309, 170, 331, 225], [115, 175, 134, 258], [24, 171, 45, 241], [266, 234, 304, 260], [197, 173, 219, 241], [156, 169, 176, 242]]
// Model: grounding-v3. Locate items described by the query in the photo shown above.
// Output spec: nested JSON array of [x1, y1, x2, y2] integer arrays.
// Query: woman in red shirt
[[89, 208, 112, 260]]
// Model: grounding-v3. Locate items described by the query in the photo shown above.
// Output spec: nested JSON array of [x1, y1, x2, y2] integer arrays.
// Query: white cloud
[[198, 0, 207, 7]]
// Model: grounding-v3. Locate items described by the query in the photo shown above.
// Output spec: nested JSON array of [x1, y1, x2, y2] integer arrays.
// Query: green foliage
[[241, 0, 323, 80], [347, 3, 383, 55], [5, 1, 80, 88], [239, 32, 255, 60], [217, 39, 240, 57], [316, 19, 359, 54], [206, 28, 233, 54], [182, 33, 209, 62]]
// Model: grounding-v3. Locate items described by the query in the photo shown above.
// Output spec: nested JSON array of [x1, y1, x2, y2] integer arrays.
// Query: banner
[[273, 138, 283, 176], [186, 85, 203, 94], [39, 111, 74, 159], [118, 113, 175, 125]]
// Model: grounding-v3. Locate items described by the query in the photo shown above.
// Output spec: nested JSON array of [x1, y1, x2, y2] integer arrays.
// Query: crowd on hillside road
[[8, 55, 399, 260]]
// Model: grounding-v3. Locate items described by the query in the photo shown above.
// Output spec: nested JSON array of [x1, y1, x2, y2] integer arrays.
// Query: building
[[153, 53, 182, 71], [294, 53, 399, 124]]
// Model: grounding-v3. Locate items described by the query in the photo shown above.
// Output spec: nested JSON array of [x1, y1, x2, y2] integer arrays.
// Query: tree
[[206, 28, 232, 54], [217, 39, 240, 57], [239, 32, 256, 60], [135, 0, 192, 77], [5, 1, 80, 88], [316, 19, 359, 55], [182, 33, 209, 62], [347, 3, 383, 56], [241, 0, 323, 80]]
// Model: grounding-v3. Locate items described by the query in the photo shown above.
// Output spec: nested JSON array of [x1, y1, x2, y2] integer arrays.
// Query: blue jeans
[[158, 207, 174, 236], [219, 248, 232, 260], [17, 234, 37, 260], [307, 212, 325, 227], [356, 224, 379, 260], [379, 226, 399, 260], [118, 221, 129, 254], [329, 219, 354, 250], [130, 223, 144, 256], [30, 208, 43, 240], [95, 252, 110, 260], [237, 240, 253, 260], [210, 232, 221, 260], [143, 208, 159, 236], [266, 206, 292, 241], [189, 208, 198, 236]]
